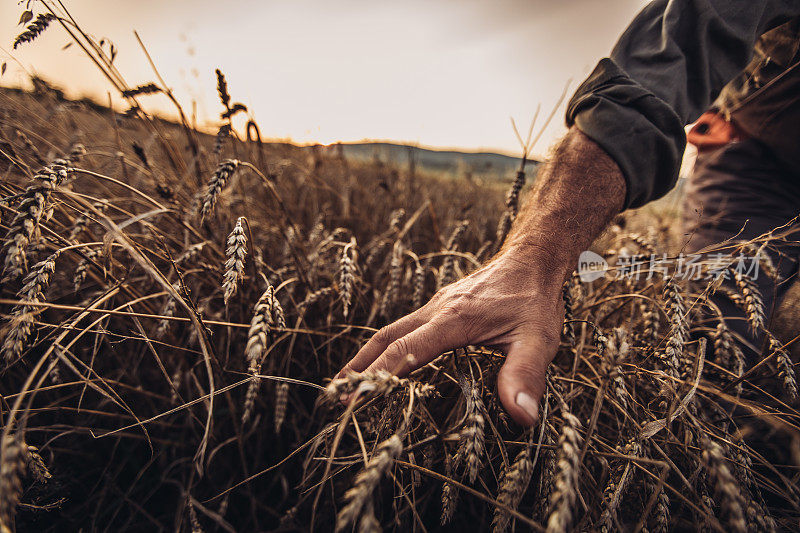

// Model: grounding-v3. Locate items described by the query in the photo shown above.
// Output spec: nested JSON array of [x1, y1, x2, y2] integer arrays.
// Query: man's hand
[[337, 128, 627, 426], [338, 244, 568, 426]]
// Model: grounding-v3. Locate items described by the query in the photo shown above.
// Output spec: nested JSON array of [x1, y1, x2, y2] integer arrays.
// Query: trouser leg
[[681, 138, 800, 357]]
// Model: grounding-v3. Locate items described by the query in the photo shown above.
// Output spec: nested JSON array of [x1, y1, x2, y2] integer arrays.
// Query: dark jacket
[[566, 0, 800, 209]]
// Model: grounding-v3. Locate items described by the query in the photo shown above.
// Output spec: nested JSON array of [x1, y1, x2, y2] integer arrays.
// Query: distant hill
[[0, 84, 538, 182], [330, 142, 540, 181]]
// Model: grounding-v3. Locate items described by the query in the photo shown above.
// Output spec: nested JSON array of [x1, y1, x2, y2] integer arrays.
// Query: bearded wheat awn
[[215, 68, 231, 110], [768, 334, 797, 402], [339, 237, 357, 318], [731, 270, 765, 332], [546, 407, 583, 533], [536, 424, 557, 520], [603, 329, 632, 413], [156, 283, 181, 338], [454, 374, 486, 484], [622, 232, 656, 255], [299, 286, 334, 311], [357, 502, 381, 533], [13, 13, 56, 49], [649, 474, 670, 533], [242, 285, 284, 424], [323, 370, 404, 404], [2, 251, 59, 363], [212, 124, 231, 158], [0, 435, 30, 532], [641, 300, 660, 344], [661, 276, 687, 378], [411, 260, 426, 310], [335, 434, 403, 532], [713, 320, 745, 395], [561, 281, 576, 346], [2, 162, 70, 280], [222, 217, 247, 305], [380, 241, 403, 318], [25, 444, 51, 484], [199, 159, 239, 220], [440, 452, 459, 525], [491, 433, 534, 533], [731, 437, 777, 533], [274, 382, 289, 433], [597, 438, 640, 533], [72, 248, 98, 292], [505, 170, 526, 218], [741, 242, 778, 281], [68, 201, 107, 242], [702, 436, 747, 533], [437, 220, 469, 290], [121, 83, 161, 98]]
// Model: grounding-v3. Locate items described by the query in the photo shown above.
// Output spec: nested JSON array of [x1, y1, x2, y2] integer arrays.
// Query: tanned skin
[[337, 127, 627, 426]]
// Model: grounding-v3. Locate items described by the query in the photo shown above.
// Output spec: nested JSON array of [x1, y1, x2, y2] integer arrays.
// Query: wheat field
[[2, 5, 800, 532]]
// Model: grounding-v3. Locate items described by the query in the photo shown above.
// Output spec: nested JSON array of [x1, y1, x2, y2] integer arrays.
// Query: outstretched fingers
[[338, 308, 428, 376], [363, 314, 466, 376]]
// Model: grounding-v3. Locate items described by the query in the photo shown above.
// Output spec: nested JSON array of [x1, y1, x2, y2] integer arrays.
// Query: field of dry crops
[[2, 6, 800, 533]]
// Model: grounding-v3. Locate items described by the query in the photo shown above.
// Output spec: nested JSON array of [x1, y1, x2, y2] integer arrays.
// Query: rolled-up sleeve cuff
[[566, 58, 686, 209]]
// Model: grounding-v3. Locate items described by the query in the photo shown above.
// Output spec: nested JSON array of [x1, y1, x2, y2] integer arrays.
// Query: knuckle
[[388, 337, 411, 357], [437, 303, 478, 340], [373, 325, 395, 346], [437, 301, 467, 323]]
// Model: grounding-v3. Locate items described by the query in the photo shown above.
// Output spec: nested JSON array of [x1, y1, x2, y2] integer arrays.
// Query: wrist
[[496, 240, 575, 288]]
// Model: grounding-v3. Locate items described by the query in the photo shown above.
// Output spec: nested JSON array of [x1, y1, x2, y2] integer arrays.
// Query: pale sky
[[1, 0, 649, 157]]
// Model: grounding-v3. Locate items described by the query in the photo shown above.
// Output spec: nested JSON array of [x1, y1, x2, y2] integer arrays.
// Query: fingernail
[[515, 392, 539, 424]]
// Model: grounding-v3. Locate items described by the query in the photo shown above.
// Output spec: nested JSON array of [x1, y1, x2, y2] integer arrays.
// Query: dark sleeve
[[566, 0, 800, 209]]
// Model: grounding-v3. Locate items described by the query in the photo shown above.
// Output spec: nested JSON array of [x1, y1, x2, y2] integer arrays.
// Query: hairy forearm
[[501, 127, 626, 279]]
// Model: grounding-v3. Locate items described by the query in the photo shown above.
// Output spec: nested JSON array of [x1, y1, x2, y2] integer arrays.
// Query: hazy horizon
[[1, 0, 648, 158]]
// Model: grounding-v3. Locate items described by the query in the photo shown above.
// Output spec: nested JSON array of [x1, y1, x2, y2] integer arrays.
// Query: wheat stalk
[[2, 163, 71, 280], [274, 382, 289, 433], [491, 432, 534, 532], [0, 435, 30, 532], [199, 159, 239, 220], [339, 237, 357, 318], [215, 68, 231, 110], [437, 220, 468, 290], [13, 13, 56, 49], [768, 334, 797, 402], [713, 320, 745, 395], [380, 240, 403, 318], [440, 451, 459, 525], [545, 407, 583, 533], [222, 217, 247, 305], [242, 284, 285, 424], [732, 270, 765, 332], [121, 82, 161, 98], [640, 300, 660, 344], [562, 280, 576, 346], [701, 436, 746, 533], [661, 276, 687, 378], [649, 475, 670, 533], [454, 373, 486, 484], [597, 438, 640, 532], [2, 251, 59, 363], [335, 434, 403, 532]]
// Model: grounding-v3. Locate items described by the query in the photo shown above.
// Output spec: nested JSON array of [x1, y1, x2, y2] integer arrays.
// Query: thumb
[[496, 334, 555, 426]]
